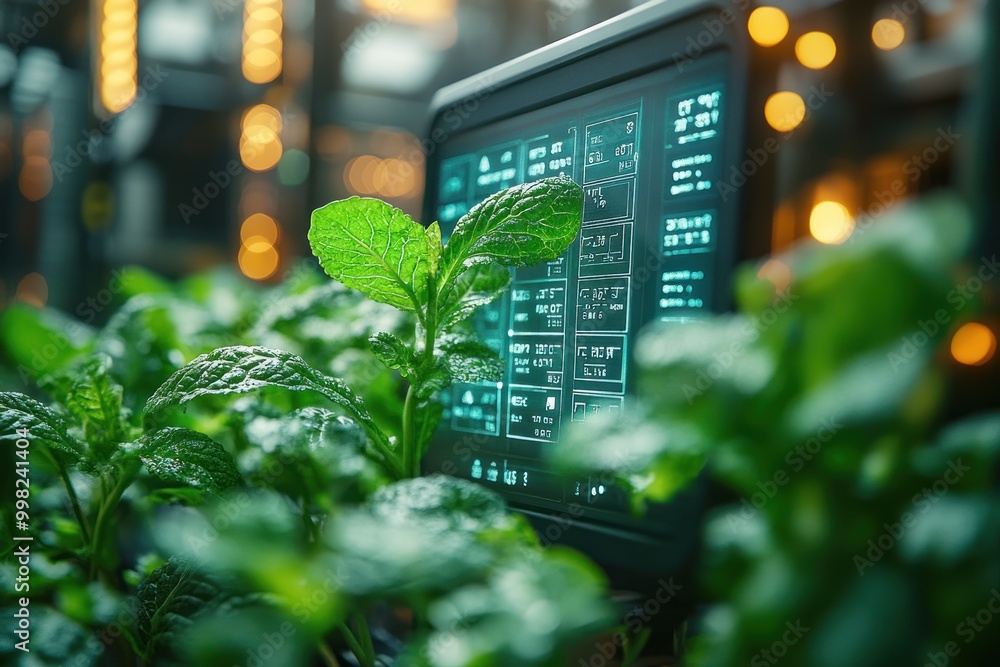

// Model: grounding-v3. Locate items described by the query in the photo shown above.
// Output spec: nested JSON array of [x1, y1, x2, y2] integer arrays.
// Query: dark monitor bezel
[[419, 0, 751, 575]]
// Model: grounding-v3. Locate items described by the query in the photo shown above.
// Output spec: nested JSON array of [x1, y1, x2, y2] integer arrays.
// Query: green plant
[[554, 194, 1000, 666], [307, 177, 583, 478], [2, 176, 614, 667]]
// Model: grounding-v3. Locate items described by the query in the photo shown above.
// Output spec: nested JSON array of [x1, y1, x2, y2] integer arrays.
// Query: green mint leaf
[[137, 558, 219, 663], [249, 281, 348, 339], [142, 346, 397, 474], [437, 333, 502, 384], [327, 476, 509, 598], [308, 197, 433, 313], [443, 355, 502, 384], [404, 551, 612, 667], [415, 362, 452, 400], [243, 407, 385, 504], [439, 177, 583, 287], [367, 475, 508, 530], [369, 331, 417, 379], [438, 333, 500, 360], [43, 355, 127, 461], [127, 427, 242, 492], [437, 263, 511, 330], [0, 392, 86, 465]]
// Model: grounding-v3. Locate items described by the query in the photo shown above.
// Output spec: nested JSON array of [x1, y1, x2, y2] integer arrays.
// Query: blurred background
[[0, 5, 997, 664], [0, 0, 993, 331]]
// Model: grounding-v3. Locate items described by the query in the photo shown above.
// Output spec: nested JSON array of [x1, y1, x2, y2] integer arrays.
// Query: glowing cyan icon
[[471, 459, 483, 479], [479, 156, 490, 173], [462, 390, 475, 405]]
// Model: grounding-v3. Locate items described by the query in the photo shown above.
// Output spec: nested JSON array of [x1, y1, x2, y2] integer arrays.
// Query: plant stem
[[355, 613, 375, 663], [88, 462, 138, 580], [402, 282, 439, 479], [302, 501, 317, 542], [401, 384, 418, 479], [317, 639, 342, 667], [337, 618, 374, 667], [60, 466, 92, 543], [40, 448, 92, 543]]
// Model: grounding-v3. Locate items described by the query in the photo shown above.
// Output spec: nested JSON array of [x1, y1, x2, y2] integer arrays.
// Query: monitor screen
[[422, 0, 751, 571]]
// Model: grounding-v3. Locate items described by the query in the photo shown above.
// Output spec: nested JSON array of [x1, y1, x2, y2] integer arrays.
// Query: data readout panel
[[431, 54, 730, 509]]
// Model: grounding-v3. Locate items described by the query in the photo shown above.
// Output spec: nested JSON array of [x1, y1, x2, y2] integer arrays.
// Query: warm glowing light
[[747, 7, 789, 47], [19, 156, 52, 201], [238, 243, 280, 280], [241, 213, 280, 246], [809, 201, 855, 245], [19, 127, 52, 201], [23, 130, 51, 158], [795, 31, 837, 69], [243, 0, 283, 84], [240, 104, 283, 171], [344, 155, 376, 194], [951, 323, 997, 367], [374, 158, 416, 198], [15, 273, 48, 307], [344, 155, 420, 198], [240, 132, 282, 171], [241, 104, 282, 133], [362, 0, 455, 24], [764, 92, 806, 132], [872, 19, 906, 51], [98, 0, 138, 113]]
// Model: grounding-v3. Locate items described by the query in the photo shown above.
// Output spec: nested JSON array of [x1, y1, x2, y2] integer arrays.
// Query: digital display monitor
[[422, 0, 753, 572]]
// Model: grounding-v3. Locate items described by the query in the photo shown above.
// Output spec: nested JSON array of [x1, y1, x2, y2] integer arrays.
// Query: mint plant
[[308, 176, 583, 477], [1, 176, 602, 667]]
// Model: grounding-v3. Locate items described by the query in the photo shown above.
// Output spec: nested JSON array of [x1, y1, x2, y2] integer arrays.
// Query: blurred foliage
[[555, 194, 1000, 666], [0, 181, 613, 667], [0, 261, 409, 433], [0, 261, 613, 666]]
